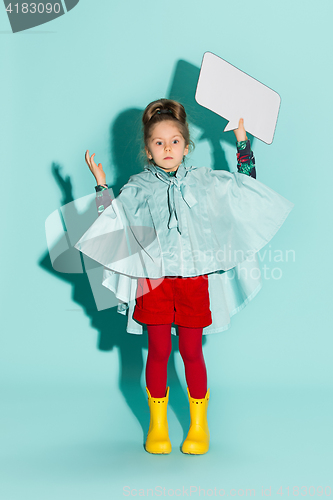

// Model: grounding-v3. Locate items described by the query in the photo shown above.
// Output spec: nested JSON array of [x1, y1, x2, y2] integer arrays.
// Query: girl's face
[[146, 121, 189, 172]]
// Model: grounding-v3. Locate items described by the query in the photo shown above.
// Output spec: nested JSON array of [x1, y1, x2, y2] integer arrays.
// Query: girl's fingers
[[85, 150, 96, 170], [90, 156, 98, 169], [85, 150, 91, 165], [85, 150, 104, 178], [233, 119, 247, 142]]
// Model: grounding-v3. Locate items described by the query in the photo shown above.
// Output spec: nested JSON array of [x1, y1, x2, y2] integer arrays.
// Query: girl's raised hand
[[85, 150, 106, 185], [233, 118, 248, 142]]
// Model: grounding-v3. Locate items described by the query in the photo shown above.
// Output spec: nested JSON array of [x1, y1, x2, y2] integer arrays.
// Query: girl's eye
[[156, 141, 163, 145], [173, 140, 179, 144]]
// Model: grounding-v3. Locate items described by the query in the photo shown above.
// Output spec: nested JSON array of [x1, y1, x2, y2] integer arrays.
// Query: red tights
[[146, 324, 207, 399]]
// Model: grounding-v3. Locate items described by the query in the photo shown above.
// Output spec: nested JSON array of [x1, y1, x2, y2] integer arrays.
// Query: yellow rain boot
[[181, 387, 210, 455], [145, 386, 172, 454]]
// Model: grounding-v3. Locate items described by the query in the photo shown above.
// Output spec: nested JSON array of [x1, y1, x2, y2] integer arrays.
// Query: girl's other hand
[[85, 150, 106, 185], [233, 118, 248, 142]]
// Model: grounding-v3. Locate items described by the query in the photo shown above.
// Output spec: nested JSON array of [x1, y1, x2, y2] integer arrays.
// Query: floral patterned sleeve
[[236, 139, 256, 179], [95, 184, 112, 216]]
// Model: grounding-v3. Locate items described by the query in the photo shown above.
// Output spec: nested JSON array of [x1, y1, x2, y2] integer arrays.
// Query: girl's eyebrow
[[151, 134, 181, 141]]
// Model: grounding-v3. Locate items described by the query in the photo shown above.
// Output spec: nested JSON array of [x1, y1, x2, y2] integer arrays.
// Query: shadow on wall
[[39, 58, 250, 447]]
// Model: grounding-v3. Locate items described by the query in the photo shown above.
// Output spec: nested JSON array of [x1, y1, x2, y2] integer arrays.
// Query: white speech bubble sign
[[195, 52, 281, 144]]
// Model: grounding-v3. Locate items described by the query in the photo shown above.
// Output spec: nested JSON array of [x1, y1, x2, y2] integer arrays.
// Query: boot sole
[[144, 446, 172, 455]]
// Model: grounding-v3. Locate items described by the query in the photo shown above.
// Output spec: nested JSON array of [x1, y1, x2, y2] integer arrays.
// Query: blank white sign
[[195, 52, 281, 144]]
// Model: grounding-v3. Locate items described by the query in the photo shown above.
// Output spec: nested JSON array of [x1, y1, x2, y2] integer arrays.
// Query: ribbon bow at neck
[[155, 172, 198, 234]]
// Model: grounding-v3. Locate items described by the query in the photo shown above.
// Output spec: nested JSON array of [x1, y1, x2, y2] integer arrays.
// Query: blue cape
[[75, 163, 294, 335]]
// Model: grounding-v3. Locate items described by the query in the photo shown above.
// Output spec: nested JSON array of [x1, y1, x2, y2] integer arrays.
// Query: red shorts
[[133, 275, 212, 328]]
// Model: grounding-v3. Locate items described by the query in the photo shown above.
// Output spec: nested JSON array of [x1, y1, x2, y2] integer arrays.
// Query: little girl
[[75, 98, 293, 455]]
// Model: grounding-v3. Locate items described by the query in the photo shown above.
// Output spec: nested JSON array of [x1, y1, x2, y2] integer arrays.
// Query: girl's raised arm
[[85, 150, 106, 186], [233, 119, 256, 179], [85, 150, 112, 216]]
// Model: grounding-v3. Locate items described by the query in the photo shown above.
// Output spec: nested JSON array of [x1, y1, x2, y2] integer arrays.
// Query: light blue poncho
[[75, 162, 294, 335]]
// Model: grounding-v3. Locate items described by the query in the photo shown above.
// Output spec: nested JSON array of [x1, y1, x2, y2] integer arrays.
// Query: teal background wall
[[1, 0, 333, 498]]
